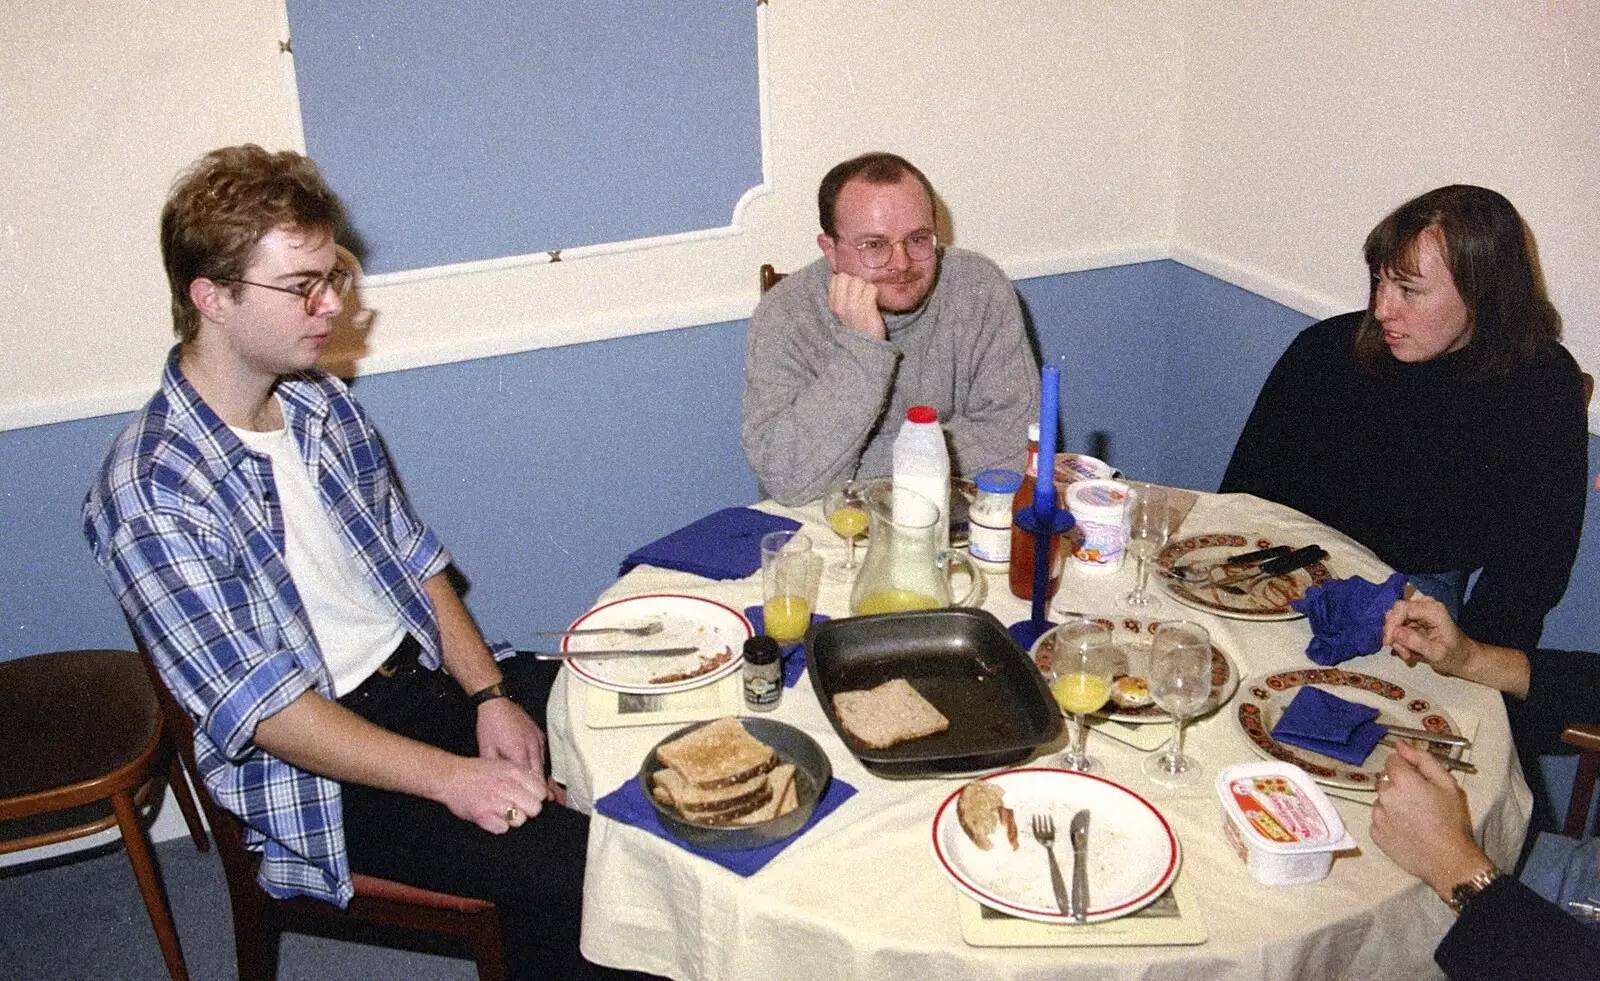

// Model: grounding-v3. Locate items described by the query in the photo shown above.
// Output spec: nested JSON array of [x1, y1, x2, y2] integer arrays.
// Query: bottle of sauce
[[1008, 423, 1064, 600], [742, 635, 783, 712]]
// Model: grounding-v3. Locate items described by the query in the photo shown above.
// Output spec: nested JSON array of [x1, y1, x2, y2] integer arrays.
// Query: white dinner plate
[[562, 594, 751, 695], [1235, 668, 1466, 791], [1156, 533, 1333, 621], [931, 768, 1180, 923], [1030, 615, 1239, 724]]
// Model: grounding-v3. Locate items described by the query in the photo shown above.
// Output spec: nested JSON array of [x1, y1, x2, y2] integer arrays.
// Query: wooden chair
[[136, 648, 509, 981], [1561, 723, 1600, 838], [759, 263, 786, 294], [0, 649, 210, 981]]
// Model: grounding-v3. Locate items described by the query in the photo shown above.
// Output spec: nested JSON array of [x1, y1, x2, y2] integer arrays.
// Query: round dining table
[[547, 491, 1531, 981]]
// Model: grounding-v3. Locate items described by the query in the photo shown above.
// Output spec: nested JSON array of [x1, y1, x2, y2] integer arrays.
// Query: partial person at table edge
[[1373, 594, 1600, 980], [81, 144, 652, 981], [740, 151, 1040, 505], [1219, 184, 1586, 654]]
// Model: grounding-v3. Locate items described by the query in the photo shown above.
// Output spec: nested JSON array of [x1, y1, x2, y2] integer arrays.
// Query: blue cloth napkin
[[1290, 572, 1408, 666], [594, 772, 857, 876], [619, 507, 802, 581], [743, 605, 828, 688], [1271, 686, 1386, 765]]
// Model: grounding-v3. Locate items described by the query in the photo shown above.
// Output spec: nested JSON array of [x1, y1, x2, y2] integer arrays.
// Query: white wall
[[1173, 1, 1600, 406], [3, 1, 1596, 431]]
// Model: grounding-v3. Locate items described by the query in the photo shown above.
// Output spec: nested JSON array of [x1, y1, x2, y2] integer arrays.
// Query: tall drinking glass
[[1043, 618, 1115, 772], [1119, 483, 1170, 610], [822, 480, 868, 583], [1142, 621, 1211, 788], [761, 530, 821, 645]]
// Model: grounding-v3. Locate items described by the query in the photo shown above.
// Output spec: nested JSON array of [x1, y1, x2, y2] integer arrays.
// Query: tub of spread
[[1215, 761, 1355, 886]]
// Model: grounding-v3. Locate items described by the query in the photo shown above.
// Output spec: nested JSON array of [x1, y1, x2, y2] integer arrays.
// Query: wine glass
[[822, 480, 869, 583], [1142, 621, 1212, 788], [1119, 482, 1170, 610], [1043, 618, 1115, 772]]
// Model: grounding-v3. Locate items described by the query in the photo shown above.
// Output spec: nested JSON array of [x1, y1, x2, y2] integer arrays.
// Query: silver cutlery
[[1069, 809, 1090, 923], [1213, 545, 1327, 594], [1030, 813, 1072, 918], [1382, 723, 1471, 749], [1378, 735, 1478, 774], [532, 622, 665, 638], [532, 646, 697, 661], [1164, 545, 1293, 584]]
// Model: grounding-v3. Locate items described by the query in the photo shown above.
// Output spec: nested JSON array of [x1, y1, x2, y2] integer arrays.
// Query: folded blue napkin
[[1271, 686, 1385, 765], [619, 507, 802, 581], [743, 605, 828, 688], [1290, 573, 1408, 666], [594, 772, 857, 876]]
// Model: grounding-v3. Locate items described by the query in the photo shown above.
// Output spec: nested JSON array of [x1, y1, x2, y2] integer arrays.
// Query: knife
[[532, 646, 698, 661], [1211, 544, 1327, 589], [1378, 735, 1479, 774], [1382, 723, 1471, 749], [1069, 809, 1090, 923]]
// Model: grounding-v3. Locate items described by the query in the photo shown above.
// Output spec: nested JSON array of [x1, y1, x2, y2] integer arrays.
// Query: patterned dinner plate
[[1235, 668, 1466, 790], [1030, 615, 1239, 724], [562, 593, 752, 695], [1156, 533, 1332, 621], [931, 767, 1180, 923]]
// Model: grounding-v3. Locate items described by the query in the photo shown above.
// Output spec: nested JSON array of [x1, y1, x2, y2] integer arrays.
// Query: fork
[[531, 621, 664, 638], [1031, 813, 1073, 918]]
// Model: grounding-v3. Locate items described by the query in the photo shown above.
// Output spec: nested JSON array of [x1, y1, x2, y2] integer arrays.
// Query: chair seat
[[353, 874, 497, 914], [0, 650, 159, 799]]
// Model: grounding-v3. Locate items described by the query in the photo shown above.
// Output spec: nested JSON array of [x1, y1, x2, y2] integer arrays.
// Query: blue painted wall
[[5, 260, 1596, 666]]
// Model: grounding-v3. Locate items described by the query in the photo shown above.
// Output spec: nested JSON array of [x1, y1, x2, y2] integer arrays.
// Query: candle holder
[[1007, 503, 1075, 649]]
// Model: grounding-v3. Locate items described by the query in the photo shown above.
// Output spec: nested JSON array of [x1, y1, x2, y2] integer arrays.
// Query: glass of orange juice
[[1043, 618, 1115, 772], [760, 530, 822, 645], [822, 480, 868, 583]]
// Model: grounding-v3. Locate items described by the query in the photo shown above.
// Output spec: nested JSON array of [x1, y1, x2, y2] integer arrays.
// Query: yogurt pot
[[1055, 454, 1118, 487], [1064, 479, 1129, 574], [1215, 761, 1355, 886]]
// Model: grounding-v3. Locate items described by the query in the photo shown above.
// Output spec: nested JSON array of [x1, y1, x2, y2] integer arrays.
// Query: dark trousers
[[338, 649, 656, 981]]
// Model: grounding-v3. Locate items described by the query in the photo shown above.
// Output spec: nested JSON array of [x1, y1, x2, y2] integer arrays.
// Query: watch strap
[[468, 681, 510, 707], [1445, 865, 1503, 915]]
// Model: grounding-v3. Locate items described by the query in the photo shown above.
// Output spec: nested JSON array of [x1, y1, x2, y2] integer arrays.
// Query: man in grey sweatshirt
[[740, 152, 1039, 506]]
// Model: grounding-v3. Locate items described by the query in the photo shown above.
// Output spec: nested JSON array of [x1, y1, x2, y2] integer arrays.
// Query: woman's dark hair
[[1355, 184, 1560, 375]]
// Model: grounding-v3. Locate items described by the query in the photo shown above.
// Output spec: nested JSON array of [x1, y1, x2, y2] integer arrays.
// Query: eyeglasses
[[213, 267, 353, 314], [848, 231, 938, 269]]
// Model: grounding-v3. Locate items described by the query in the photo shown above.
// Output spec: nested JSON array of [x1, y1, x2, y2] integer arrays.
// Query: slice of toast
[[653, 767, 773, 816], [956, 780, 1018, 851], [832, 678, 950, 750], [656, 717, 778, 789], [731, 763, 800, 826]]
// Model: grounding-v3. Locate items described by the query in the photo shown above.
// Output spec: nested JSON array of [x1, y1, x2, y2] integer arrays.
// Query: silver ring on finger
[[504, 806, 521, 824]]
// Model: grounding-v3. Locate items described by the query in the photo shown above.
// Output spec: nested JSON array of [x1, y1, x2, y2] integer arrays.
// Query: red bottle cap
[[907, 405, 938, 424]]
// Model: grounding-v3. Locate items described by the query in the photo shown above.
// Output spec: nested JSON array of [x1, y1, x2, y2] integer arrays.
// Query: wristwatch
[[468, 681, 510, 707], [1445, 865, 1503, 915]]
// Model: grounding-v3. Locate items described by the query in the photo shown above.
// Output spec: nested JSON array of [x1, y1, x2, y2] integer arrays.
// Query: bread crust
[[956, 779, 1017, 851], [656, 717, 779, 789], [832, 678, 950, 750]]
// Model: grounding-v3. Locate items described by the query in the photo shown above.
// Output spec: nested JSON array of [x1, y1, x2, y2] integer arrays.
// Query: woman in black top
[[1221, 185, 1586, 653]]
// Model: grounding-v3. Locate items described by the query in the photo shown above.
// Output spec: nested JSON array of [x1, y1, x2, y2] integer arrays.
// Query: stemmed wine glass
[[1043, 618, 1115, 772], [822, 480, 868, 583], [1120, 482, 1170, 610], [1142, 621, 1212, 788]]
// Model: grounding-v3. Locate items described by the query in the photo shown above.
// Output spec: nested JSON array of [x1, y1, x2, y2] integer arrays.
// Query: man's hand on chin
[[828, 272, 887, 341]]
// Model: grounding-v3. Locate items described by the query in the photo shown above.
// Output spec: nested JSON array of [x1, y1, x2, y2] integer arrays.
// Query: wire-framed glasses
[[213, 267, 353, 314], [850, 231, 938, 269]]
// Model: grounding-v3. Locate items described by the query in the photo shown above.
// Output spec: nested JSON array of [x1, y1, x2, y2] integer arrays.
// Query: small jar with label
[[968, 468, 1023, 571], [742, 635, 783, 712]]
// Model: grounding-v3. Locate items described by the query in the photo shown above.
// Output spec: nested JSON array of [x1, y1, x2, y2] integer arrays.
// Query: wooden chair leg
[[227, 887, 281, 981], [1565, 750, 1600, 838], [165, 750, 210, 853], [110, 789, 189, 981], [464, 910, 509, 981]]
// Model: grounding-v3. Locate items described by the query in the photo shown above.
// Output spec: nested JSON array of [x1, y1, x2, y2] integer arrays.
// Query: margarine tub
[[1215, 761, 1355, 885]]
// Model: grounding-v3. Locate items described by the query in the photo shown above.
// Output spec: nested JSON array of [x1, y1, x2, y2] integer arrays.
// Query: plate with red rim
[[1156, 533, 1332, 621], [930, 767, 1180, 924], [1235, 668, 1466, 790], [561, 594, 751, 695], [1029, 615, 1239, 724]]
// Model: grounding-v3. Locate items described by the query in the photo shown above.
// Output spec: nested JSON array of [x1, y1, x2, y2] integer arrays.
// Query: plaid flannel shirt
[[84, 347, 464, 906]]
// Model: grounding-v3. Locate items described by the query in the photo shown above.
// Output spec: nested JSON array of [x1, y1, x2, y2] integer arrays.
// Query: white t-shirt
[[232, 422, 407, 697]]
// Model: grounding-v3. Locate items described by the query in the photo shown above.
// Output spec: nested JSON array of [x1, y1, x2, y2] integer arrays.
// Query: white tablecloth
[[549, 492, 1531, 981]]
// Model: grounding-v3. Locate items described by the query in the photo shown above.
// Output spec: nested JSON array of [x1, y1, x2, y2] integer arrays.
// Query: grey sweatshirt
[[740, 247, 1039, 505]]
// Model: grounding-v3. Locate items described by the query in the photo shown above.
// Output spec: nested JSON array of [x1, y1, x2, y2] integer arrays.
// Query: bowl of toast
[[640, 716, 832, 850]]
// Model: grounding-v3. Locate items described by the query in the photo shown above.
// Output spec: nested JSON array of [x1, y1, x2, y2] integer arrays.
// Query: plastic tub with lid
[[1215, 761, 1355, 885]]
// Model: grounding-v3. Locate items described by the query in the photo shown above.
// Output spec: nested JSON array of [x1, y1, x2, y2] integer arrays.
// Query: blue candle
[[1033, 365, 1059, 513]]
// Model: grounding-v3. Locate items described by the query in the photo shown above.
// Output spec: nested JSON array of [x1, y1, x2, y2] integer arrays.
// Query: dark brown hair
[[817, 152, 936, 239], [160, 145, 344, 343], [1355, 185, 1559, 375]]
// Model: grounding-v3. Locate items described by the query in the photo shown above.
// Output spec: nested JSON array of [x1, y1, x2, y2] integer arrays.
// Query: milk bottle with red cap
[[892, 405, 951, 553]]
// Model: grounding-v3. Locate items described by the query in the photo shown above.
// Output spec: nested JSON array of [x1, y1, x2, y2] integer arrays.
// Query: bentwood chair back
[[133, 640, 508, 981], [1561, 723, 1600, 838], [759, 264, 786, 294], [0, 649, 210, 981]]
